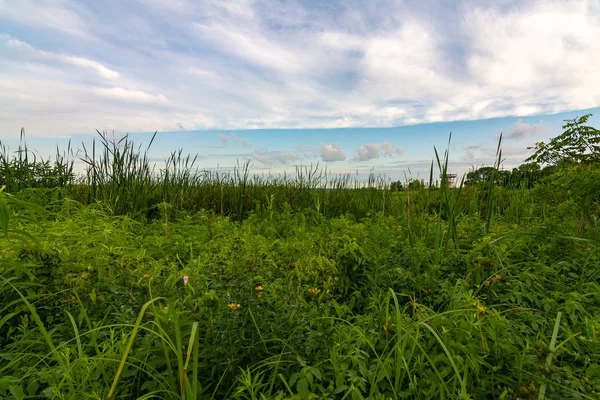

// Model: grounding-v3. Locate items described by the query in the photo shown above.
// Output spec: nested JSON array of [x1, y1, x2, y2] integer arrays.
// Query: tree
[[389, 180, 403, 191], [526, 114, 600, 165], [509, 162, 542, 188], [408, 179, 423, 190], [465, 166, 498, 186]]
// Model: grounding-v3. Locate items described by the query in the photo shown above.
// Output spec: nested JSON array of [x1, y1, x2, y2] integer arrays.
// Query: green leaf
[[305, 369, 313, 386], [297, 377, 309, 398], [9, 384, 25, 400], [0, 199, 9, 237], [0, 376, 17, 391], [311, 367, 322, 380], [26, 380, 39, 396], [334, 384, 348, 394]]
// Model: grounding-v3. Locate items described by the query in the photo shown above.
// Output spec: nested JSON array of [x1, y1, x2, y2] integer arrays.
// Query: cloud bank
[[0, 0, 598, 136]]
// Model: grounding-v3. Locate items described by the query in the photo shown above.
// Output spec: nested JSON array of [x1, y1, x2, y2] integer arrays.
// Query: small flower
[[257, 294, 262, 299], [227, 303, 241, 311], [211, 272, 218, 278], [585, 247, 591, 252], [183, 275, 189, 285], [255, 285, 264, 291], [476, 303, 486, 317], [308, 288, 321, 295]]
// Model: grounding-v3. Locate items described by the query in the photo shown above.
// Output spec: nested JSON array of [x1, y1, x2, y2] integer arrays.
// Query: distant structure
[[440, 173, 457, 188]]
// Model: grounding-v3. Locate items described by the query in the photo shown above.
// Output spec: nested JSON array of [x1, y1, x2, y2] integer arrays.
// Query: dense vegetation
[[0, 116, 599, 399]]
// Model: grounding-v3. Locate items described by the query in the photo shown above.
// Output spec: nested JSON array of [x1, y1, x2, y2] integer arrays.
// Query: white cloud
[[192, 23, 303, 74], [3, 36, 119, 80], [383, 141, 394, 156], [320, 144, 346, 162], [0, 0, 90, 38], [353, 143, 381, 162], [92, 87, 168, 104], [354, 141, 403, 162], [218, 133, 248, 147], [384, 140, 403, 156], [62, 55, 119, 80], [252, 150, 296, 165], [464, 145, 485, 161], [464, 1, 600, 111], [506, 120, 547, 140]]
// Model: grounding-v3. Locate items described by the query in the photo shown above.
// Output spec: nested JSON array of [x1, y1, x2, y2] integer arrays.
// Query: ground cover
[[0, 120, 599, 398]]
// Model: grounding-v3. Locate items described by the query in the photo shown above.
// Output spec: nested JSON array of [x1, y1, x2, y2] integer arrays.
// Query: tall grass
[[80, 130, 159, 216], [2, 129, 542, 238], [3, 130, 412, 220], [0, 129, 75, 193]]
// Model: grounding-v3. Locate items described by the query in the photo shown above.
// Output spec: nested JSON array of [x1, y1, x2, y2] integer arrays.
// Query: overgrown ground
[[0, 131, 599, 399]]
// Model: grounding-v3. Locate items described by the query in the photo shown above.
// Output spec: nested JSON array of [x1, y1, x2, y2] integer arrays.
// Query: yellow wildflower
[[255, 285, 264, 291], [227, 303, 241, 311], [476, 303, 486, 317], [308, 288, 321, 295]]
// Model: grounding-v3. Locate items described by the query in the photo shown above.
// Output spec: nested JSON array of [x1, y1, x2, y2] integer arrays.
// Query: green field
[[1, 119, 599, 399]]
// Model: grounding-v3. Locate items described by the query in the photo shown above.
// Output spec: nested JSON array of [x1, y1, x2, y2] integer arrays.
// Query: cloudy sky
[[1, 0, 599, 180]]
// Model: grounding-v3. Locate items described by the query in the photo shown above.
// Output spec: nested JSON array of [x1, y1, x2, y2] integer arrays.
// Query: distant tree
[[526, 114, 600, 165], [516, 162, 541, 173], [465, 166, 497, 186], [508, 162, 542, 188], [407, 179, 422, 190], [389, 180, 403, 191]]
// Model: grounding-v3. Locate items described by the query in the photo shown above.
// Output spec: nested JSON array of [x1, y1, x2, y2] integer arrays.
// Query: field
[[1, 129, 599, 399]]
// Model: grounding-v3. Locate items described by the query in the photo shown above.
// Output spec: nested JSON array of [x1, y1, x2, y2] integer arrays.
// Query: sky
[[1, 0, 599, 180]]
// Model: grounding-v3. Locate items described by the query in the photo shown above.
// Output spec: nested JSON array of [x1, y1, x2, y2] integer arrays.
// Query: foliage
[[389, 180, 403, 192], [0, 128, 599, 398], [526, 114, 600, 165], [0, 129, 75, 192]]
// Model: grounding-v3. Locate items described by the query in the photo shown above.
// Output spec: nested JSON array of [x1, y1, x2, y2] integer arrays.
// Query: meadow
[[0, 121, 599, 399]]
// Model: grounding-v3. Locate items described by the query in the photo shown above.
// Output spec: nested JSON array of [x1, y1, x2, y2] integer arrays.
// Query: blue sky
[[1, 0, 599, 180]]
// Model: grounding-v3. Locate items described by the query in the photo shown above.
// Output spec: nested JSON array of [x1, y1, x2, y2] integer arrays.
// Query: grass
[[0, 130, 598, 399]]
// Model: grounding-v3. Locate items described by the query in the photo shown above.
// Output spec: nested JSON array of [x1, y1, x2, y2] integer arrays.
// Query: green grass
[[0, 132, 599, 399]]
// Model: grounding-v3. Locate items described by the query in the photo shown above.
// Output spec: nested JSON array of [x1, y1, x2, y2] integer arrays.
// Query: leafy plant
[[527, 114, 600, 165]]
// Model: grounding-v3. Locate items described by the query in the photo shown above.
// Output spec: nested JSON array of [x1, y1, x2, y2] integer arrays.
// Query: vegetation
[[0, 116, 599, 399], [527, 114, 600, 165]]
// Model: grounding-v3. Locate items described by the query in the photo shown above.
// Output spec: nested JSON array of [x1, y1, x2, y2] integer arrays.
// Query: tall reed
[[1, 129, 519, 224]]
